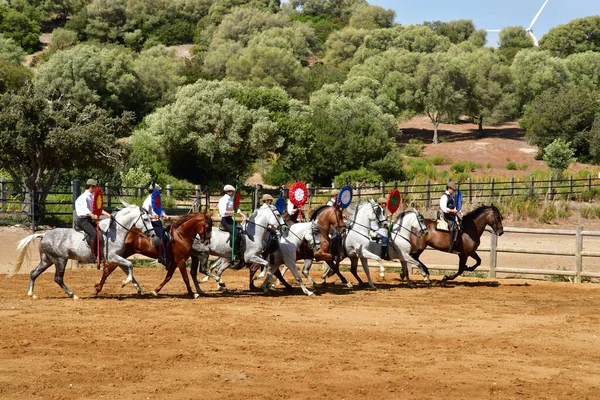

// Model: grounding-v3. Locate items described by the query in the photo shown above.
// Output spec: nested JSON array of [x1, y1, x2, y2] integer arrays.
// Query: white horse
[[190, 204, 287, 291], [320, 200, 429, 288], [10, 204, 155, 299]]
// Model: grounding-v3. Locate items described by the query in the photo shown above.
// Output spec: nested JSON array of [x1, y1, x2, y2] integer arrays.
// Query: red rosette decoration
[[234, 189, 241, 210], [289, 182, 308, 207], [387, 189, 401, 214], [93, 187, 104, 216]]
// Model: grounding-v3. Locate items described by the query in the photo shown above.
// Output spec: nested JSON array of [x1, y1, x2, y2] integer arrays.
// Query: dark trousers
[[445, 216, 458, 252], [220, 216, 233, 235], [77, 217, 99, 254]]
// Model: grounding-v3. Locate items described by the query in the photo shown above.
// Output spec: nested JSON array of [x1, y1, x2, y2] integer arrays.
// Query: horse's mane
[[394, 209, 415, 222], [345, 200, 369, 222], [172, 212, 201, 228], [463, 205, 492, 222], [310, 205, 330, 221]]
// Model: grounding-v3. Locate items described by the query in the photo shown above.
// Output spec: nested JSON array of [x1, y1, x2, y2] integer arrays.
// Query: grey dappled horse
[[321, 201, 429, 288], [189, 204, 286, 292], [10, 204, 155, 299]]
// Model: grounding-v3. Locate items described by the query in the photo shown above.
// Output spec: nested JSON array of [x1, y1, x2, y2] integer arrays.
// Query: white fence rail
[[354, 226, 600, 282]]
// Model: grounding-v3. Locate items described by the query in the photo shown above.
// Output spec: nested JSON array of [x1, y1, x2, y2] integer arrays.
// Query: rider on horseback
[[440, 181, 462, 253], [75, 179, 111, 258], [219, 184, 239, 242], [260, 193, 274, 209], [371, 197, 390, 260], [326, 190, 339, 206], [142, 184, 170, 264]]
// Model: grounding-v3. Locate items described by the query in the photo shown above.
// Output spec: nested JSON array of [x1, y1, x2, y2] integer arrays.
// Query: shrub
[[543, 139, 575, 177], [450, 161, 481, 174], [506, 161, 517, 170], [430, 154, 452, 165], [405, 159, 437, 180], [334, 167, 382, 186], [403, 138, 425, 157], [580, 204, 600, 219], [519, 163, 528, 170]]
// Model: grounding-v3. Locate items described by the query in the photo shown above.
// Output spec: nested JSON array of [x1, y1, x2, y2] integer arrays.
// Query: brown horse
[[408, 204, 504, 282], [95, 212, 212, 297]]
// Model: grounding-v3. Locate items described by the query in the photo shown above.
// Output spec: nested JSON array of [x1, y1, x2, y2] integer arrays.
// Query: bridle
[[110, 207, 156, 238]]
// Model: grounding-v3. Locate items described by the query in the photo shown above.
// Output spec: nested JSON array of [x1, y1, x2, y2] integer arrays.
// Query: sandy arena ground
[[2, 224, 600, 399]]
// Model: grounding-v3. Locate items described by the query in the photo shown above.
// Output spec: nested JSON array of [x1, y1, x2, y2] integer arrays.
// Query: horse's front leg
[[94, 263, 119, 295], [105, 255, 135, 289], [214, 258, 231, 291], [190, 255, 205, 298], [152, 260, 179, 296], [358, 257, 376, 289], [466, 252, 481, 272], [176, 258, 195, 298], [324, 258, 352, 288], [53, 258, 78, 299], [443, 254, 469, 282], [301, 258, 321, 288]]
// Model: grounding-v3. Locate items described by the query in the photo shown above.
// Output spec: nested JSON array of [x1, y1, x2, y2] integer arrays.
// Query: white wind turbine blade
[[528, 0, 549, 31]]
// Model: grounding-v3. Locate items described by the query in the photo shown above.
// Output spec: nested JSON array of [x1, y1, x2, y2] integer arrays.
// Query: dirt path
[[1, 268, 599, 399]]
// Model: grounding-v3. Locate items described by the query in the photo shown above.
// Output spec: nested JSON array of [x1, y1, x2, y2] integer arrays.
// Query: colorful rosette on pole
[[337, 185, 353, 209], [289, 181, 308, 207], [93, 187, 104, 216], [387, 189, 401, 214], [275, 195, 286, 214], [151, 189, 162, 216], [234, 189, 241, 210]]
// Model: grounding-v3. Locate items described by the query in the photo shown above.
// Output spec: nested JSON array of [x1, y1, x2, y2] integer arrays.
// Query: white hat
[[223, 184, 235, 192], [262, 194, 274, 201]]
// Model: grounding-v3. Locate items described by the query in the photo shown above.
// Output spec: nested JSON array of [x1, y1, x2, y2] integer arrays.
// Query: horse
[[94, 212, 213, 298], [340, 200, 429, 288], [408, 204, 504, 282], [188, 204, 287, 292], [10, 204, 155, 299]]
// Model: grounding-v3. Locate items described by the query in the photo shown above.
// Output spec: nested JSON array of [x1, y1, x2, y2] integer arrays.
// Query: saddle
[[436, 211, 450, 232]]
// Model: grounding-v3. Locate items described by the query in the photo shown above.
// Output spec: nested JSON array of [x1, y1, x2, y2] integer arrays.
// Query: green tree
[[424, 19, 483, 45], [209, 7, 289, 48], [44, 0, 87, 21], [130, 80, 280, 184], [0, 8, 41, 53], [459, 48, 514, 135], [588, 117, 600, 164], [306, 90, 398, 184], [348, 3, 395, 30], [497, 26, 533, 63], [83, 0, 128, 43], [414, 53, 468, 144], [0, 37, 25, 64], [510, 49, 570, 111], [521, 85, 600, 160], [565, 51, 600, 89], [0, 61, 33, 93], [47, 27, 79, 53], [0, 85, 132, 218], [34, 44, 146, 117], [323, 27, 367, 69], [543, 139, 575, 177], [540, 16, 600, 56]]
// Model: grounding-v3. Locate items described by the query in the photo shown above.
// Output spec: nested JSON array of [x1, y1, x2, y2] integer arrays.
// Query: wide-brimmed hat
[[262, 194, 274, 201], [86, 179, 97, 186], [377, 197, 387, 204], [447, 181, 457, 190], [149, 184, 162, 191], [223, 184, 235, 192]]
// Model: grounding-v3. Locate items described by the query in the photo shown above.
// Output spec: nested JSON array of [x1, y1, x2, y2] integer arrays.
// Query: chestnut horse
[[95, 212, 212, 298], [408, 204, 504, 282]]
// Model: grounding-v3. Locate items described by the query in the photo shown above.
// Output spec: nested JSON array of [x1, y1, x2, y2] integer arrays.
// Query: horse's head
[[195, 212, 213, 245], [368, 199, 387, 229], [255, 205, 287, 234], [489, 204, 504, 236], [134, 206, 156, 238]]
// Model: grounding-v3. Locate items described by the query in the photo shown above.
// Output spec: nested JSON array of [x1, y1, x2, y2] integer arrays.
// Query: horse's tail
[[9, 233, 45, 278]]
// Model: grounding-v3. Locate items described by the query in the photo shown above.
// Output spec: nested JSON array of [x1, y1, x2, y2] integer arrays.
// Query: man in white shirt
[[326, 190, 339, 206], [440, 181, 462, 253], [260, 194, 274, 210], [143, 184, 170, 263], [75, 179, 111, 257], [370, 197, 390, 260], [218, 184, 237, 235], [286, 199, 304, 223]]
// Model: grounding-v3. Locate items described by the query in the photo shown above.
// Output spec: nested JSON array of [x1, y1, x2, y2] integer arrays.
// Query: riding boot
[[381, 245, 391, 261]]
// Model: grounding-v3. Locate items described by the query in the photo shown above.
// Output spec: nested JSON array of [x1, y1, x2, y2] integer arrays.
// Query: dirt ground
[[1, 267, 600, 399]]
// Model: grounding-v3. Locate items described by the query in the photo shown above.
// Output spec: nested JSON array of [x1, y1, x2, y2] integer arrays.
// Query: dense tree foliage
[[540, 16, 600, 56]]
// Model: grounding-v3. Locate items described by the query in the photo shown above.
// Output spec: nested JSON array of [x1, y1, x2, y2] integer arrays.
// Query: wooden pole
[[489, 232, 497, 278], [575, 226, 583, 283]]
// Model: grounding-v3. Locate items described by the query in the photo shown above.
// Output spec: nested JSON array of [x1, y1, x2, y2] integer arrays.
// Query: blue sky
[[366, 0, 599, 47]]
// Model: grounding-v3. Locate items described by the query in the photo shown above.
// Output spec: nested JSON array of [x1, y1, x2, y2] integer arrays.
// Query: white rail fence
[[348, 226, 600, 283]]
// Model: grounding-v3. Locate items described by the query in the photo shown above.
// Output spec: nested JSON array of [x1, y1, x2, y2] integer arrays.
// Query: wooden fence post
[[195, 185, 202, 212], [426, 180, 431, 209], [403, 181, 408, 197], [137, 184, 143, 198], [587, 176, 592, 192], [356, 182, 361, 200], [0, 177, 5, 210], [490, 178, 495, 200], [568, 176, 573, 199], [380, 182, 385, 197], [530, 176, 535, 199], [575, 226, 583, 283], [205, 186, 211, 213], [166, 184, 173, 197], [489, 232, 497, 278], [548, 176, 554, 200], [510, 177, 515, 196], [104, 183, 111, 208], [468, 177, 472, 203]]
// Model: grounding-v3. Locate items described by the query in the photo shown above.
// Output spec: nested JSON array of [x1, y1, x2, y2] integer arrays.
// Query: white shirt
[[218, 194, 234, 217], [260, 202, 271, 210], [287, 199, 296, 214], [142, 194, 165, 217], [440, 191, 453, 213], [326, 198, 336, 206], [75, 190, 93, 217]]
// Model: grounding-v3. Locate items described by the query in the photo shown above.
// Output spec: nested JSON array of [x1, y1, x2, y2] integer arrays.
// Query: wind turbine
[[486, 0, 550, 47]]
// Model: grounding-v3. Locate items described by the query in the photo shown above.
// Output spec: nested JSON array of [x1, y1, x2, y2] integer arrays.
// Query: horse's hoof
[[217, 286, 225, 292], [201, 276, 209, 283], [137, 290, 142, 295], [306, 291, 314, 296], [194, 293, 200, 299], [73, 294, 79, 301], [379, 273, 386, 279], [369, 285, 378, 290], [31, 294, 38, 300], [121, 281, 128, 288], [346, 282, 353, 288], [151, 290, 159, 297]]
